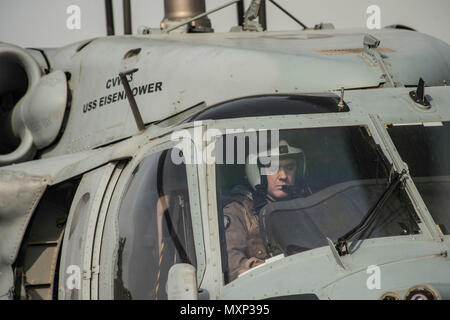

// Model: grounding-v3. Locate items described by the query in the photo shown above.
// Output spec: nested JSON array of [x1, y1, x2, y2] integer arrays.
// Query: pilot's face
[[265, 158, 297, 201]]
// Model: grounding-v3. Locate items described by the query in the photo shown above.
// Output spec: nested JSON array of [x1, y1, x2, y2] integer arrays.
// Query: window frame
[[100, 136, 206, 299]]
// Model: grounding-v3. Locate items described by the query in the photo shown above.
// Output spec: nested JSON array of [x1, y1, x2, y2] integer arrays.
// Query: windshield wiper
[[335, 169, 407, 256]]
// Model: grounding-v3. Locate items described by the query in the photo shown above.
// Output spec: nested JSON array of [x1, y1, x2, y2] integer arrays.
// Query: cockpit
[[112, 94, 450, 299], [207, 95, 450, 284]]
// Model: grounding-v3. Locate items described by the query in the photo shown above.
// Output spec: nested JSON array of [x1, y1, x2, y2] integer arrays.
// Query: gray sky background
[[1, 0, 450, 48]]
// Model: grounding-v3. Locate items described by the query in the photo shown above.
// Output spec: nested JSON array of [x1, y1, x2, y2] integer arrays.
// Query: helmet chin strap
[[259, 172, 268, 189]]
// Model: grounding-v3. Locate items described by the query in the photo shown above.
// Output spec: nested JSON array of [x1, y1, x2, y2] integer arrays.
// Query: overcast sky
[[1, 0, 450, 48]]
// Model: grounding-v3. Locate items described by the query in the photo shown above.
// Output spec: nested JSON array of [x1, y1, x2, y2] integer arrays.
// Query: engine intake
[[0, 43, 68, 166]]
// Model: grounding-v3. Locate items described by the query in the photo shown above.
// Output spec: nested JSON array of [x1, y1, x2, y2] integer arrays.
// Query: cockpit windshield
[[387, 122, 450, 235], [215, 126, 421, 282]]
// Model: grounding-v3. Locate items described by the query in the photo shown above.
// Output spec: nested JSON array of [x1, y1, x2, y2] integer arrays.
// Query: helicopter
[[1, 0, 450, 300]]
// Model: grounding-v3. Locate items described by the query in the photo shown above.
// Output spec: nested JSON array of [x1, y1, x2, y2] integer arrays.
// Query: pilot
[[223, 139, 307, 281]]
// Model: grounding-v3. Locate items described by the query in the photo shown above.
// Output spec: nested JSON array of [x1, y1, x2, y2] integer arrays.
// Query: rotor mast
[[161, 0, 213, 33]]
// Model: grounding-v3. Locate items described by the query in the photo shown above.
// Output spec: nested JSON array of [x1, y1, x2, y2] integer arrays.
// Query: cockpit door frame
[[59, 161, 120, 300], [90, 161, 127, 299], [98, 134, 206, 299]]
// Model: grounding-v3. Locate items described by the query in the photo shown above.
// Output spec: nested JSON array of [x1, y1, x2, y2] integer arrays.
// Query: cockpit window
[[115, 148, 196, 299], [216, 126, 421, 283], [387, 122, 450, 235]]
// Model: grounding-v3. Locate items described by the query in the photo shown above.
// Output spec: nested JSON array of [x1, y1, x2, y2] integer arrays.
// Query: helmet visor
[[258, 153, 305, 176]]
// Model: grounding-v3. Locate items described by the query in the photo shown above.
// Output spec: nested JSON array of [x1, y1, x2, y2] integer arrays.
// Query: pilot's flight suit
[[223, 186, 268, 281]]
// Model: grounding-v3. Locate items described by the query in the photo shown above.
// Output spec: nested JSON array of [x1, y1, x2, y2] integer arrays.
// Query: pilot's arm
[[223, 201, 267, 281]]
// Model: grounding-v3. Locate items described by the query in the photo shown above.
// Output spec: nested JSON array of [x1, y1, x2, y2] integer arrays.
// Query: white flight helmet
[[245, 139, 306, 190]]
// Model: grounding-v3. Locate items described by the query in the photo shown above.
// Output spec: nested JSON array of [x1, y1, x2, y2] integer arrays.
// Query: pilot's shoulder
[[223, 200, 246, 215], [230, 184, 253, 200]]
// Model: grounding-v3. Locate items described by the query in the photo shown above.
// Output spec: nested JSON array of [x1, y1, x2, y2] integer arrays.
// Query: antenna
[[104, 0, 115, 35], [123, 0, 132, 35], [259, 0, 267, 31], [409, 78, 430, 107], [268, 0, 308, 29], [236, 0, 245, 26], [119, 69, 145, 132], [338, 87, 345, 111], [243, 0, 263, 31]]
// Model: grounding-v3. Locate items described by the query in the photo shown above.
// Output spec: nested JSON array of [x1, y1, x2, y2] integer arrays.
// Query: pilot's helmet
[[245, 139, 306, 190]]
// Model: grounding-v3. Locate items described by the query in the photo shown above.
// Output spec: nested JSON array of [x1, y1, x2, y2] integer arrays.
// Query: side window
[[114, 148, 196, 299]]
